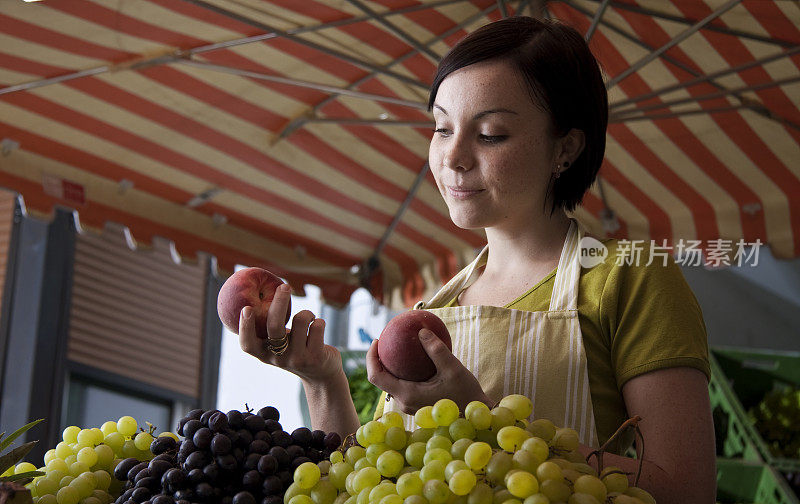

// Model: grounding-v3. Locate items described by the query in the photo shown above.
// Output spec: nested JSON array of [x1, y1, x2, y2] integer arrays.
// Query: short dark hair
[[428, 16, 608, 214]]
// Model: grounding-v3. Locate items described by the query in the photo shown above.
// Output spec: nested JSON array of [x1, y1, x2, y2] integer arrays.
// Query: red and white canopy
[[1, 0, 798, 307]]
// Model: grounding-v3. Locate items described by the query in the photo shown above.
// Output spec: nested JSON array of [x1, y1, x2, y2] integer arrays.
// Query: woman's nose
[[441, 134, 473, 171]]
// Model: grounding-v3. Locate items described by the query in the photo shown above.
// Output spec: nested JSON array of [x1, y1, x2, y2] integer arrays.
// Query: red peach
[[377, 310, 452, 382], [217, 267, 291, 339]]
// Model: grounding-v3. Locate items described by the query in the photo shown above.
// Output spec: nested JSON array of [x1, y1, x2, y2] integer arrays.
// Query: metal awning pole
[[361, 162, 431, 287], [596, 178, 620, 234], [0, 1, 467, 96], [584, 0, 610, 42], [515, 0, 532, 17], [587, 0, 796, 47], [304, 118, 433, 127], [175, 60, 427, 110], [180, 0, 429, 90], [497, 0, 509, 18], [0, 66, 111, 96], [606, 0, 743, 89], [564, 0, 797, 131], [612, 75, 800, 118], [565, 0, 699, 76], [610, 105, 745, 123], [611, 46, 800, 109], [343, 0, 442, 63], [277, 3, 499, 139]]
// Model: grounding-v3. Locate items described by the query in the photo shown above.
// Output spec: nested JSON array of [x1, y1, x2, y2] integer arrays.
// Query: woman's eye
[[433, 128, 451, 136], [480, 134, 508, 143]]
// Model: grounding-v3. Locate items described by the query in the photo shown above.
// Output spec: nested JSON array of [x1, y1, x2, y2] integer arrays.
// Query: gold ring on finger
[[267, 335, 290, 356]]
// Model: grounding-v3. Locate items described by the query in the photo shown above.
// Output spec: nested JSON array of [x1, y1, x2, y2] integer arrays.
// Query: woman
[[239, 16, 716, 503]]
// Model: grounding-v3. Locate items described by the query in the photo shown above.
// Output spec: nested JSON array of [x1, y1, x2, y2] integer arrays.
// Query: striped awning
[[1, 0, 798, 308]]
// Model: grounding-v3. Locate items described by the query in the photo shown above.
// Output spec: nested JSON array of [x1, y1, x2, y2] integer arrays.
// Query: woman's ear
[[556, 128, 586, 171]]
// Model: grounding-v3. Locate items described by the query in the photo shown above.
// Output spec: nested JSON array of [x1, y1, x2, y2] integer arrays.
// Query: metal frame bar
[[533, 0, 549, 18], [563, 0, 800, 132], [363, 162, 431, 286], [305, 118, 434, 127], [175, 59, 427, 109], [585, 0, 610, 42], [181, 0, 428, 90], [613, 75, 800, 118], [343, 0, 441, 63], [0, 66, 113, 96], [516, 0, 532, 17], [611, 46, 800, 109], [610, 104, 746, 123], [583, 0, 797, 48], [564, 1, 705, 80], [596, 178, 619, 234], [497, 0, 509, 18], [607, 0, 743, 89], [375, 162, 430, 258], [277, 2, 499, 139], [0, 1, 469, 96]]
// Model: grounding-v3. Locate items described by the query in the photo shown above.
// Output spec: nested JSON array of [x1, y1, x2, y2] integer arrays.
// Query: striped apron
[[378, 218, 599, 448]]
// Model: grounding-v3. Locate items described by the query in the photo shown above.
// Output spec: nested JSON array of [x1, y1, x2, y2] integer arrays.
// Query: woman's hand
[[238, 283, 343, 383], [366, 327, 491, 414]]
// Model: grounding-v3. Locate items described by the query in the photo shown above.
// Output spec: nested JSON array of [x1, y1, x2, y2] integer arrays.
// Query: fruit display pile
[[749, 387, 800, 460], [14, 405, 342, 504], [293, 395, 655, 504], [113, 406, 341, 504], [8, 398, 660, 504], [19, 416, 171, 504]]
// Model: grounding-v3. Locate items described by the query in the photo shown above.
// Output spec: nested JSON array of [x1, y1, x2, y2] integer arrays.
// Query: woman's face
[[429, 59, 559, 231]]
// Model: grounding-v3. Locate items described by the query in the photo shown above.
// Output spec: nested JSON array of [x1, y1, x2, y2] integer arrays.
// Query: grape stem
[[586, 415, 644, 486], [342, 432, 359, 451]]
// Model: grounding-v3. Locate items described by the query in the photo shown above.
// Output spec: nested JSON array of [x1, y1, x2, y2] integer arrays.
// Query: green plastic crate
[[717, 458, 799, 504], [710, 352, 764, 462], [711, 347, 800, 472]]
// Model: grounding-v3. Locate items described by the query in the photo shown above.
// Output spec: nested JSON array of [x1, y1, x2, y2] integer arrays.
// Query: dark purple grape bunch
[[112, 405, 342, 504], [112, 436, 179, 504]]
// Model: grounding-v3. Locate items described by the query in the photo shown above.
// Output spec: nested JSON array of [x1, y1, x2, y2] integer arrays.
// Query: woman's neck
[[482, 209, 572, 277]]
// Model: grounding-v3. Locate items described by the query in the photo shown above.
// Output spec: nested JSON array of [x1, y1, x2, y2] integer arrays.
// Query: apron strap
[[548, 219, 583, 312]]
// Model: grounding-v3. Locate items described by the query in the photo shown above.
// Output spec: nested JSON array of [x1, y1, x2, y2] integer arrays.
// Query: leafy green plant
[[347, 366, 382, 425], [0, 419, 45, 485]]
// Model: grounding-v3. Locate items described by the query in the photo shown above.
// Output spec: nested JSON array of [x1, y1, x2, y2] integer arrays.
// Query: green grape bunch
[[750, 387, 800, 460], [289, 394, 657, 504], [9, 415, 178, 504]]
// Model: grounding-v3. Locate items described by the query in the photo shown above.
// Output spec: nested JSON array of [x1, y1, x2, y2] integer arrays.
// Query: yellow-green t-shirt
[[443, 238, 711, 447]]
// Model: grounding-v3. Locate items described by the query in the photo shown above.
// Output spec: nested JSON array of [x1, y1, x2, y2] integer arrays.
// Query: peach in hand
[[377, 310, 452, 381], [217, 267, 291, 339]]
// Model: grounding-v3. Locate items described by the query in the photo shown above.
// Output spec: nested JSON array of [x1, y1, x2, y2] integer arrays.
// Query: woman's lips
[[447, 186, 484, 199]]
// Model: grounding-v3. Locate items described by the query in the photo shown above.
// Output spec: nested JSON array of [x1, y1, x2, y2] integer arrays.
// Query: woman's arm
[[579, 367, 716, 504], [302, 369, 361, 437], [239, 284, 360, 438]]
